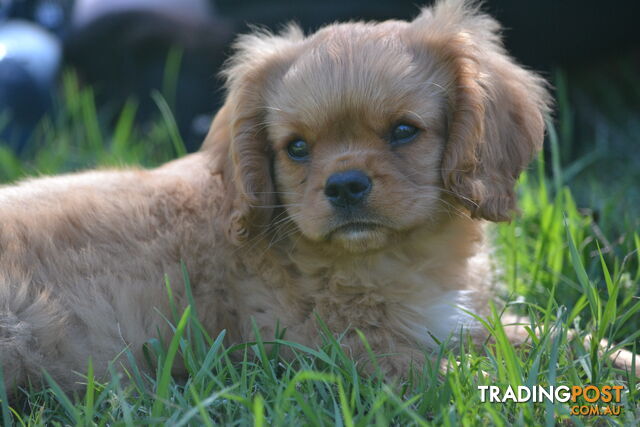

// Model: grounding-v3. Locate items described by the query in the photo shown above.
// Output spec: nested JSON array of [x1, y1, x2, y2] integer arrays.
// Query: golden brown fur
[[5, 0, 626, 393]]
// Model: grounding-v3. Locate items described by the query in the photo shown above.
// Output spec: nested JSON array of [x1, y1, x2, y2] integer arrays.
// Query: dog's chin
[[326, 223, 391, 253]]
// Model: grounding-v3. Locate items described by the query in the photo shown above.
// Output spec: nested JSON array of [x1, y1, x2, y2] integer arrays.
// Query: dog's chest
[[296, 251, 481, 347]]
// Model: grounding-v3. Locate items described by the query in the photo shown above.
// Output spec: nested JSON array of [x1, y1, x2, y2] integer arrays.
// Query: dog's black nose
[[324, 170, 372, 208]]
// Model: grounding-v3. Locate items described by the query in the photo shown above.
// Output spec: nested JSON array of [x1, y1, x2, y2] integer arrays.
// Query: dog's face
[[266, 23, 448, 252], [212, 1, 550, 252]]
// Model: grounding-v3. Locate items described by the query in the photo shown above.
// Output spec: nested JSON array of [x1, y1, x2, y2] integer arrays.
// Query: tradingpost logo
[[478, 385, 624, 416]]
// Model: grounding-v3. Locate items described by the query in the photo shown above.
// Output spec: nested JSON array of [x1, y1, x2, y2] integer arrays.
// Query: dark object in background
[[64, 0, 234, 150], [2, 0, 233, 152], [216, 0, 640, 70], [0, 19, 61, 152], [1, 0, 71, 36]]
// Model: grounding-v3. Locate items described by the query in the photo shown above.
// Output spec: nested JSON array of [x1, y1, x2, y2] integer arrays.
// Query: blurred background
[[0, 0, 639, 220]]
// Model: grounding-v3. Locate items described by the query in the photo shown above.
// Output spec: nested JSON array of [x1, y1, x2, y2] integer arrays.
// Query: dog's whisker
[[233, 209, 307, 254], [267, 227, 300, 249], [268, 209, 295, 225], [271, 214, 300, 228]]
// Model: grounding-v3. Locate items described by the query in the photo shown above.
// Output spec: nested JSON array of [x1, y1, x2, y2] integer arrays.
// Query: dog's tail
[[0, 281, 69, 395]]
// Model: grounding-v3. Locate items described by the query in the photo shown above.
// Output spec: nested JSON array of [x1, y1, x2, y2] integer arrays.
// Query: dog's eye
[[390, 124, 419, 146], [287, 139, 310, 161]]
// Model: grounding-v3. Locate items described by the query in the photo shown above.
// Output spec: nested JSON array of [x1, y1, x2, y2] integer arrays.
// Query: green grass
[[0, 70, 639, 425]]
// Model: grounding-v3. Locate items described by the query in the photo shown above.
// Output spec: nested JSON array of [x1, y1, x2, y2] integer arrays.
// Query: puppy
[[0, 0, 556, 392]]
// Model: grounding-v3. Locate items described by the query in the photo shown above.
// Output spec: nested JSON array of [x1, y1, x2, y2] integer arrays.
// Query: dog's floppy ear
[[409, 0, 551, 221], [203, 25, 303, 245]]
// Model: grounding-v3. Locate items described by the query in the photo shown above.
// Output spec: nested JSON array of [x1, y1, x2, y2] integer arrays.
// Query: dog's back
[[0, 154, 218, 391]]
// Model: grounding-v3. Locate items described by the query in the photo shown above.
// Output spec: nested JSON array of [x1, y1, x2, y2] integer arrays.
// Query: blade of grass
[[162, 46, 184, 109], [151, 305, 192, 419], [250, 318, 277, 384], [112, 98, 139, 158], [174, 385, 232, 427], [564, 214, 600, 324], [151, 91, 187, 157], [0, 359, 12, 427], [84, 358, 95, 424], [337, 379, 354, 427], [42, 371, 79, 423], [253, 393, 265, 427]]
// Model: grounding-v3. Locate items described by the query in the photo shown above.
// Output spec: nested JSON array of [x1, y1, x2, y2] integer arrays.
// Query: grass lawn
[[0, 68, 638, 425]]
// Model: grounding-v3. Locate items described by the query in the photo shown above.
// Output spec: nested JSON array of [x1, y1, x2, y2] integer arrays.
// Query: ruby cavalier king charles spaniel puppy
[[0, 0, 556, 392]]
